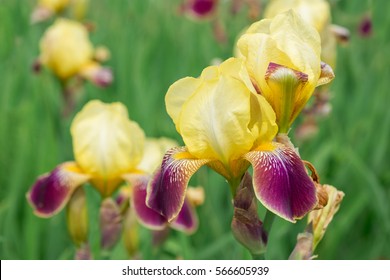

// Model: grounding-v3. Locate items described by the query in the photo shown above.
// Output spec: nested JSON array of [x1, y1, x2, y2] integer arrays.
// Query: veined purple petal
[[125, 174, 168, 230], [192, 0, 216, 16], [244, 143, 317, 222], [171, 198, 198, 234], [146, 147, 211, 222], [27, 162, 90, 218]]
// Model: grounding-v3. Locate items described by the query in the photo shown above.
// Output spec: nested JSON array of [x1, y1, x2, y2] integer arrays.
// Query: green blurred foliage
[[0, 0, 389, 260]]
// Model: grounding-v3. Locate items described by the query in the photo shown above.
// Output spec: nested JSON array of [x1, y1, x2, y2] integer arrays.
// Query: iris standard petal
[[166, 77, 203, 133], [179, 58, 257, 164], [171, 198, 198, 234], [123, 174, 167, 230], [27, 162, 90, 218], [71, 100, 145, 196], [244, 143, 317, 222], [270, 10, 321, 80], [146, 147, 211, 222]]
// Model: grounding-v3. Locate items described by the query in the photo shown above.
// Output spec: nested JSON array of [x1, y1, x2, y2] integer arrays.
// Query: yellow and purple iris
[[237, 10, 334, 133], [27, 101, 198, 235], [146, 55, 318, 223]]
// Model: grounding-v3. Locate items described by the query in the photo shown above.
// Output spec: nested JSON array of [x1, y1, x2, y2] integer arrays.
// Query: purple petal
[[27, 162, 90, 218], [146, 147, 211, 222], [244, 143, 317, 222], [171, 198, 198, 234], [127, 174, 168, 230]]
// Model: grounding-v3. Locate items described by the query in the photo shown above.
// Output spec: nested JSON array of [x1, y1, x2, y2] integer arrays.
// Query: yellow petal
[[166, 77, 203, 133], [178, 58, 260, 165], [264, 0, 331, 34], [39, 18, 94, 80], [71, 100, 145, 196], [269, 10, 321, 80]]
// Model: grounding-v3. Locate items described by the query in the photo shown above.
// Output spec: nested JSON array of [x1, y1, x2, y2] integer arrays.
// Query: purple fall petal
[[146, 147, 210, 222], [128, 174, 168, 230], [27, 162, 90, 218], [244, 143, 317, 222], [171, 198, 198, 234]]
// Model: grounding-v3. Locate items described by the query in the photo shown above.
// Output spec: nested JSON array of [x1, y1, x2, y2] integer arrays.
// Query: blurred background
[[0, 0, 389, 260]]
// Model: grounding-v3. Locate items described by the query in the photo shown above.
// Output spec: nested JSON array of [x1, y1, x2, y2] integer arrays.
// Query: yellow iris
[[166, 57, 277, 179], [39, 18, 98, 81], [237, 10, 334, 133], [71, 100, 145, 197]]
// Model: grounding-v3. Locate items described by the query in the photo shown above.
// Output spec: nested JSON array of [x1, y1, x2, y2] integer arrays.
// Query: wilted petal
[[317, 62, 335, 87], [171, 198, 198, 234], [308, 184, 344, 248], [27, 162, 90, 218], [123, 174, 167, 230], [244, 143, 317, 222], [146, 147, 211, 222]]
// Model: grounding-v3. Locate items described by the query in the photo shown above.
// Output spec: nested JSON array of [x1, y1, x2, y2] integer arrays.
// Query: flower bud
[[100, 198, 123, 251], [66, 187, 88, 247], [122, 208, 140, 258], [231, 172, 267, 256]]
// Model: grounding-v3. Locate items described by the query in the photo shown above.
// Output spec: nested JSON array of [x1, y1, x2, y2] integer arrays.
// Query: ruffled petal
[[165, 77, 203, 132], [27, 162, 90, 218], [122, 174, 167, 230], [179, 58, 258, 164], [71, 100, 145, 196], [146, 147, 211, 222], [171, 198, 198, 234], [244, 143, 317, 222]]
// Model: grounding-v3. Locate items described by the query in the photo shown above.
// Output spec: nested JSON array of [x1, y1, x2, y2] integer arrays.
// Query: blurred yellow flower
[[70, 100, 145, 196], [39, 18, 92, 80], [27, 100, 145, 218], [32, 0, 89, 23], [237, 10, 334, 132]]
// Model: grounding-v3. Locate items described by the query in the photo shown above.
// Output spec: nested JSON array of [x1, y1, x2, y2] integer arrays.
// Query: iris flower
[[27, 100, 145, 217], [237, 10, 334, 133], [27, 101, 199, 244], [38, 18, 112, 87], [146, 57, 318, 223]]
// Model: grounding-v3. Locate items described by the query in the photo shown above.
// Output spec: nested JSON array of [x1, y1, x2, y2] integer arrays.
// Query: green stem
[[255, 210, 276, 260], [263, 210, 276, 235], [228, 175, 242, 198]]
